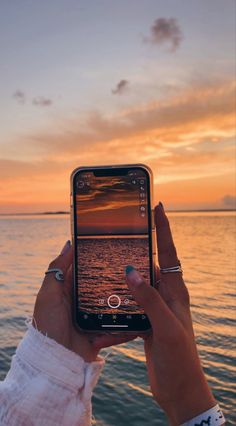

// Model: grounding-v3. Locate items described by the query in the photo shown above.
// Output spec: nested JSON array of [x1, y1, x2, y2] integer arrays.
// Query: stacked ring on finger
[[160, 260, 183, 274]]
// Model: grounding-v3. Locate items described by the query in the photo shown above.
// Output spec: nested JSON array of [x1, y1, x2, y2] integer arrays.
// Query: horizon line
[[0, 208, 235, 216]]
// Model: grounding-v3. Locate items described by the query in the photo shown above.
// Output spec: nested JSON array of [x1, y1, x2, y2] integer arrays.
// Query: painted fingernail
[[158, 201, 164, 209], [125, 265, 134, 275], [60, 240, 71, 255], [125, 265, 143, 287]]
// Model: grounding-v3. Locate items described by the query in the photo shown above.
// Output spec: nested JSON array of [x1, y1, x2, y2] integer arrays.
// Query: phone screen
[[73, 166, 153, 331]]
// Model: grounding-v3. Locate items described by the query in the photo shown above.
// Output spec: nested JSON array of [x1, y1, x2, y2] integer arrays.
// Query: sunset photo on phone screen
[[76, 170, 151, 314]]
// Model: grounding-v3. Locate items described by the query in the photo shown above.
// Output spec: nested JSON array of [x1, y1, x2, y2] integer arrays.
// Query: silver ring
[[160, 264, 183, 274], [45, 268, 64, 281]]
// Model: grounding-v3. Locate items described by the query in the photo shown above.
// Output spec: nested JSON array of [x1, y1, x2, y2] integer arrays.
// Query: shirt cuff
[[15, 319, 105, 392]]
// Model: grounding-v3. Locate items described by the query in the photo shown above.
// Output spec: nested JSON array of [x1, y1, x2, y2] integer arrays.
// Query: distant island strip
[[0, 209, 235, 216]]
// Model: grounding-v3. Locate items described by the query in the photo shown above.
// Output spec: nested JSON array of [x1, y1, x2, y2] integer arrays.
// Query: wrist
[[71, 347, 99, 362], [165, 373, 216, 425], [69, 337, 100, 362]]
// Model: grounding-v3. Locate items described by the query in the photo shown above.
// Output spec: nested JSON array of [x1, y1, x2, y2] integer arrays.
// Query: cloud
[[6, 88, 232, 188], [1, 78, 235, 213], [4, 79, 235, 187], [112, 79, 129, 95], [30, 79, 235, 157], [32, 96, 53, 107], [143, 18, 183, 51], [222, 195, 236, 208], [13, 90, 26, 104], [12, 91, 53, 107]]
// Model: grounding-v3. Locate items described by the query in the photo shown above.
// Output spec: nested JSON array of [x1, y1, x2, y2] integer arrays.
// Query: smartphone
[[70, 164, 156, 332]]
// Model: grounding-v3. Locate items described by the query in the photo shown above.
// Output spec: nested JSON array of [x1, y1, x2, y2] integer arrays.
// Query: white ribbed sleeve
[[0, 322, 105, 426]]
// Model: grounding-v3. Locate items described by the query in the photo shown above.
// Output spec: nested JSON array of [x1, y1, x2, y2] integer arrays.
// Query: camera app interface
[[75, 169, 151, 317]]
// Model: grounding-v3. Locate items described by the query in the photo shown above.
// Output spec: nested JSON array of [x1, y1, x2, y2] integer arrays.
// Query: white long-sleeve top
[[0, 320, 105, 426]]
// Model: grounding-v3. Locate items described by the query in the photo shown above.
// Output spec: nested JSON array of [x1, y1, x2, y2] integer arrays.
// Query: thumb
[[125, 265, 172, 331]]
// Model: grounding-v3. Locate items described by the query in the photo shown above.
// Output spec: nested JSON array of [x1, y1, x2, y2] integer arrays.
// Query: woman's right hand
[[126, 203, 217, 425]]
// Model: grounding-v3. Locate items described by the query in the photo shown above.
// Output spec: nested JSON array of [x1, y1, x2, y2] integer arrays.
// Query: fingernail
[[60, 240, 71, 255], [158, 201, 164, 209], [125, 265, 143, 287], [125, 265, 134, 275]]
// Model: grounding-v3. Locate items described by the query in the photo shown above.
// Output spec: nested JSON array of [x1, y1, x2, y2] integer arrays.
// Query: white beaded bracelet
[[180, 404, 225, 426]]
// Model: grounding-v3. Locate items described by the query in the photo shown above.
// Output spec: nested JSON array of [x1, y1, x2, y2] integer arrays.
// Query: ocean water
[[0, 212, 235, 425], [78, 236, 150, 313]]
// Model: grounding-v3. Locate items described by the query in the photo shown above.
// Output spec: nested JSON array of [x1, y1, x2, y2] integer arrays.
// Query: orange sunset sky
[[76, 175, 149, 234], [0, 1, 235, 213]]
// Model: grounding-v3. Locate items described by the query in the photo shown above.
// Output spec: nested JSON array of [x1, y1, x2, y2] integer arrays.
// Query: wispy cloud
[[30, 79, 235, 156], [32, 96, 53, 107], [13, 90, 26, 104], [3, 79, 235, 212], [4, 79, 234, 184], [12, 91, 53, 107], [143, 18, 183, 51], [112, 79, 129, 95]]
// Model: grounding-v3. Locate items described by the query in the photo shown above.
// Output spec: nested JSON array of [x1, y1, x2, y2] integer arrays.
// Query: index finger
[[154, 203, 193, 330], [154, 202, 179, 269]]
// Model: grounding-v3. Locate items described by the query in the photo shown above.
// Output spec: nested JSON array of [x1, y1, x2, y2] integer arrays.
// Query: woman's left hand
[[33, 240, 138, 362]]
